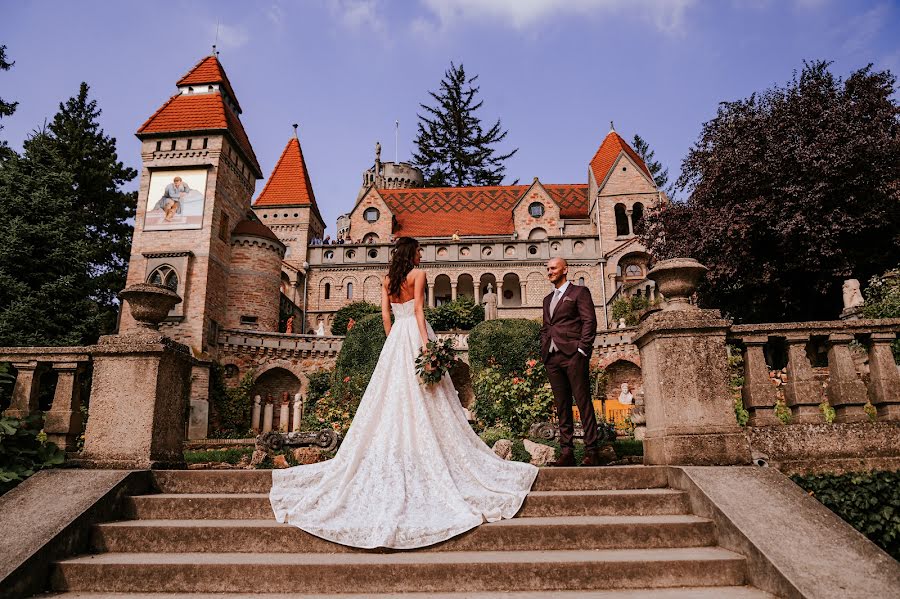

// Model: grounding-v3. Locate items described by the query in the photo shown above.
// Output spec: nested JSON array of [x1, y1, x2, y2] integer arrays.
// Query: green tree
[[0, 131, 100, 345], [47, 83, 137, 335], [632, 134, 669, 190], [413, 62, 518, 187], [642, 61, 900, 323], [0, 45, 18, 152], [331, 301, 381, 336]]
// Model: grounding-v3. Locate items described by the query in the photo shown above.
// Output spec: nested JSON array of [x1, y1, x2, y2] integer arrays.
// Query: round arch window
[[364, 207, 380, 223], [148, 265, 178, 291], [324, 250, 334, 260], [529, 202, 545, 218], [528, 245, 538, 255], [346, 249, 356, 260], [368, 248, 378, 259]]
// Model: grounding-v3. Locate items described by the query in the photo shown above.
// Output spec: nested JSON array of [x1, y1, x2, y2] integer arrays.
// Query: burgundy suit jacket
[[540, 283, 598, 362]]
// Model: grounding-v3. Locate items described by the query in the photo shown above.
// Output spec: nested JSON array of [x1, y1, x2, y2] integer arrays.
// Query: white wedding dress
[[270, 299, 538, 549]]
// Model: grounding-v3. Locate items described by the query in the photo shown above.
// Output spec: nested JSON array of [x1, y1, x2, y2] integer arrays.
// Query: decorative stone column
[[634, 259, 751, 466], [520, 282, 528, 305], [626, 208, 634, 236], [474, 282, 481, 305], [783, 334, 822, 423], [292, 393, 303, 432], [6, 361, 45, 420], [826, 333, 869, 423], [251, 395, 262, 432], [450, 282, 458, 301], [497, 282, 505, 307], [262, 395, 274, 433], [278, 392, 290, 432], [740, 337, 780, 426], [43, 362, 85, 451], [427, 283, 435, 308], [79, 284, 191, 469], [868, 332, 900, 420]]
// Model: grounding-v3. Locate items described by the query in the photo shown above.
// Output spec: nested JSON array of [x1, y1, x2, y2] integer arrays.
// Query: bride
[[270, 237, 538, 549]]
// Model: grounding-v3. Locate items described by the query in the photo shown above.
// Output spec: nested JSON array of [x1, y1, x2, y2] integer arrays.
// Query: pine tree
[[413, 63, 517, 187], [47, 83, 137, 335], [0, 45, 18, 151], [632, 134, 669, 190]]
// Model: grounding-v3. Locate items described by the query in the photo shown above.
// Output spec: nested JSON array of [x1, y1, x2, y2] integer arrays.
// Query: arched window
[[346, 282, 353, 299], [527, 227, 547, 240], [148, 265, 178, 291], [631, 202, 644, 234], [614, 203, 630, 236], [324, 283, 331, 300], [578, 277, 585, 286], [625, 264, 643, 278]]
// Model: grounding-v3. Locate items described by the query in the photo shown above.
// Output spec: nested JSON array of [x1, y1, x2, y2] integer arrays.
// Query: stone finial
[[292, 123, 299, 138], [610, 120, 615, 132], [119, 284, 182, 330]]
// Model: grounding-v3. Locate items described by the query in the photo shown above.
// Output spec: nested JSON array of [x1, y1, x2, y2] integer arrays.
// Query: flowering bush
[[472, 358, 555, 436], [313, 373, 367, 436]]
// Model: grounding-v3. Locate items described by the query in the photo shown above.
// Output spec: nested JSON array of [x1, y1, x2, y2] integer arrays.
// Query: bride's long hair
[[387, 237, 420, 297]]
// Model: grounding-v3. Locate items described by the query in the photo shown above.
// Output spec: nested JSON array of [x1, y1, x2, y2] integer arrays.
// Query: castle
[[121, 53, 659, 436]]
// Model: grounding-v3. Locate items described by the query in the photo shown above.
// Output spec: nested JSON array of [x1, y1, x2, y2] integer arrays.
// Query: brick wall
[[225, 237, 284, 332]]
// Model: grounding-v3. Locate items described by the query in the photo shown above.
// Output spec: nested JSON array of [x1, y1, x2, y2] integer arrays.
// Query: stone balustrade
[[218, 329, 344, 357], [0, 347, 92, 452], [728, 319, 900, 426]]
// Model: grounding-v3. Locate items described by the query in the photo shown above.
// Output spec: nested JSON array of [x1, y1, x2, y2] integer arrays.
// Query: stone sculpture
[[841, 278, 864, 320], [483, 283, 498, 320], [618, 383, 634, 405]]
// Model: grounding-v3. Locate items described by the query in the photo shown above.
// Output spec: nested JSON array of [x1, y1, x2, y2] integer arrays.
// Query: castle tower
[[123, 53, 263, 356], [225, 219, 285, 332], [252, 128, 325, 271], [355, 141, 424, 203]]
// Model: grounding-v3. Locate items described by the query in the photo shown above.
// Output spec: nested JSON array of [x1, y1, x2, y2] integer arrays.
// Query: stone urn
[[119, 283, 182, 329], [647, 258, 708, 311]]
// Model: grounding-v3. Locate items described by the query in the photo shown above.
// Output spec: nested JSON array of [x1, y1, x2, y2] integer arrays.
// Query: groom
[[540, 258, 601, 467]]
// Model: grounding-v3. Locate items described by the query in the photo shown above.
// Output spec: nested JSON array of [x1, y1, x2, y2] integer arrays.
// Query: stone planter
[[648, 258, 708, 311], [119, 283, 182, 329]]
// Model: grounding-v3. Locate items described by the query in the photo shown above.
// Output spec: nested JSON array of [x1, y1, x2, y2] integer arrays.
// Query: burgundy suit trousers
[[545, 350, 599, 450]]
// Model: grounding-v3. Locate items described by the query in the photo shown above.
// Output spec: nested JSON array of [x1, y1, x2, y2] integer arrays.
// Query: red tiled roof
[[232, 219, 281, 243], [379, 183, 589, 237], [176, 55, 241, 112], [254, 137, 319, 216], [589, 131, 653, 188], [136, 93, 262, 178]]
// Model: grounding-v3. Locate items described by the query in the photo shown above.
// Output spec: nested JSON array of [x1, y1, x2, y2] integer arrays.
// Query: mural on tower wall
[[144, 169, 208, 230]]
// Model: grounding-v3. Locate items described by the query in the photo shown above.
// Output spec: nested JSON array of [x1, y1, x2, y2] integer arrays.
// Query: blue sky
[[2, 0, 898, 232]]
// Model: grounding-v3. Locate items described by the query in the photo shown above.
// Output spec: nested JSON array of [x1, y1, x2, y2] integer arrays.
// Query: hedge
[[792, 470, 899, 559], [426, 296, 485, 331], [468, 319, 541, 375], [333, 312, 387, 395], [331, 301, 380, 336]]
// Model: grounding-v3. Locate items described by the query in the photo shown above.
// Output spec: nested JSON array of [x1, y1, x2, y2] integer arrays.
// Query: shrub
[[472, 359, 554, 436], [468, 318, 541, 375], [792, 470, 900, 559], [331, 301, 381, 336], [426, 296, 484, 331], [0, 414, 64, 495], [184, 447, 253, 465], [862, 268, 900, 362], [610, 295, 650, 326], [209, 364, 254, 438]]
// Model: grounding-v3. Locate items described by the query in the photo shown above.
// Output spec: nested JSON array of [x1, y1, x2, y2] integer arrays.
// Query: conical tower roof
[[254, 132, 323, 224], [589, 129, 653, 188]]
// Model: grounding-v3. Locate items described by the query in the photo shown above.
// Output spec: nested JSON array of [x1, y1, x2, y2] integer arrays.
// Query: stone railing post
[[292, 393, 303, 432], [783, 334, 822, 423], [866, 332, 899, 420], [6, 361, 45, 420], [77, 284, 191, 469], [635, 258, 751, 466], [279, 392, 290, 433], [826, 333, 868, 423], [187, 361, 210, 441], [740, 337, 779, 426], [251, 395, 262, 432], [43, 362, 85, 451]]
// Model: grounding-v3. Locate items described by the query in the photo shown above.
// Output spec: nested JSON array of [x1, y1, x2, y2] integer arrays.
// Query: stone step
[[51, 548, 747, 594], [92, 514, 715, 553], [150, 466, 668, 494], [124, 488, 689, 520], [41, 586, 779, 598]]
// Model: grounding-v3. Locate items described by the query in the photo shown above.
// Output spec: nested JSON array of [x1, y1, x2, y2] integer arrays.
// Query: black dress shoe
[[550, 448, 576, 467], [580, 448, 602, 467]]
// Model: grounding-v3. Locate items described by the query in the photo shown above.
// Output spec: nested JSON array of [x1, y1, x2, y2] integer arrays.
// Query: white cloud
[[328, 0, 387, 34], [211, 23, 250, 49], [266, 3, 286, 28], [840, 1, 891, 55], [414, 0, 697, 36]]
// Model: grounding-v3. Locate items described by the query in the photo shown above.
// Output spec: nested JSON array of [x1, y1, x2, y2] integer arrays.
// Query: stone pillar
[[520, 282, 528, 306], [262, 396, 274, 433], [292, 393, 303, 432], [6, 361, 44, 419], [867, 332, 900, 420], [740, 337, 779, 426], [251, 395, 262, 432], [79, 331, 192, 469], [43, 362, 85, 452], [474, 282, 481, 305], [187, 362, 210, 440], [783, 334, 822, 423], [427, 283, 435, 308], [626, 208, 634, 236], [278, 392, 290, 432], [634, 309, 751, 466], [497, 282, 505, 307], [450, 282, 458, 301], [826, 333, 868, 423]]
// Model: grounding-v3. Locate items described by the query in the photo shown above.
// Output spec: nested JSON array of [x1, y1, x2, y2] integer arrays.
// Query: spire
[[254, 134, 320, 218], [292, 123, 299, 139], [610, 120, 615, 132]]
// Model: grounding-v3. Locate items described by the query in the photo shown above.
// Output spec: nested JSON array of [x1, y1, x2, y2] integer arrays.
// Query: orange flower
[[526, 359, 538, 368], [343, 376, 351, 383]]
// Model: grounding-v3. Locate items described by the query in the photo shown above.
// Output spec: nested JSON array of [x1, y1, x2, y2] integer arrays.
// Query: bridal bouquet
[[415, 338, 457, 385]]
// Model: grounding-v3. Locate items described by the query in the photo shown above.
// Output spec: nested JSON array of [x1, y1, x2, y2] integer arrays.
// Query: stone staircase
[[45, 466, 777, 598]]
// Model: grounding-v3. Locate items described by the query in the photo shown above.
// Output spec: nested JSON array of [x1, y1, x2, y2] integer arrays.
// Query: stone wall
[[225, 236, 284, 332]]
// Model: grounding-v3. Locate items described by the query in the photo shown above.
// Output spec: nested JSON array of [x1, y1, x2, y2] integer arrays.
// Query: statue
[[618, 383, 634, 405], [483, 283, 498, 320], [315, 321, 326, 336], [375, 141, 381, 163], [285, 315, 294, 333], [617, 318, 627, 329], [841, 278, 864, 320]]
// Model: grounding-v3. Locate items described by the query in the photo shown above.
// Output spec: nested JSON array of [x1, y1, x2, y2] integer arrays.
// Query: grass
[[184, 448, 254, 465]]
